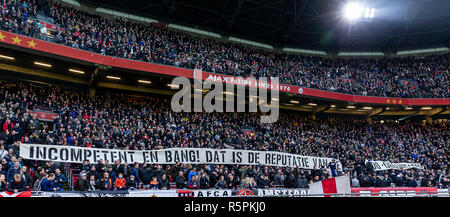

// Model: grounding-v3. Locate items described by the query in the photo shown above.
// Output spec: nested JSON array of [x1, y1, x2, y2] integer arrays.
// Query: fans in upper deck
[[0, 0, 448, 99]]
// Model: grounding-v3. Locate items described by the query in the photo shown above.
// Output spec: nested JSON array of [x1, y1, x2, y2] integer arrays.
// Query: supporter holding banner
[[19, 144, 343, 171]]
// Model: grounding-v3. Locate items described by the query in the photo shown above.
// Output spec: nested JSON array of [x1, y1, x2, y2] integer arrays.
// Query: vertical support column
[[425, 116, 432, 125], [89, 88, 96, 97]]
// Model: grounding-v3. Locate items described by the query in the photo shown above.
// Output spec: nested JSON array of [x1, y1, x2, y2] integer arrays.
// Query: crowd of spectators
[[0, 82, 448, 192], [0, 0, 449, 98]]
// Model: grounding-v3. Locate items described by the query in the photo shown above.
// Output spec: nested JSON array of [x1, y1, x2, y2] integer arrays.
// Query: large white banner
[[19, 144, 342, 171], [366, 160, 424, 171]]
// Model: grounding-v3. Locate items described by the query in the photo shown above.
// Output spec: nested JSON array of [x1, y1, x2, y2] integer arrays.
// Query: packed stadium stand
[[0, 0, 448, 196]]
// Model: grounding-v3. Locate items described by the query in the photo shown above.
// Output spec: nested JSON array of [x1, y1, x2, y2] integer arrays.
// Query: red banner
[[0, 191, 31, 197], [0, 30, 448, 106], [33, 111, 59, 121]]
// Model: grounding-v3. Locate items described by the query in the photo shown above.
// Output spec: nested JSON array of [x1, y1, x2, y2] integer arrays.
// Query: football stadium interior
[[0, 0, 448, 198]]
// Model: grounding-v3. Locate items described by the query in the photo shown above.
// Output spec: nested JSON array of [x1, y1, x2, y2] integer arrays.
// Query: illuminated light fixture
[[386, 107, 390, 110], [343, 2, 374, 21], [167, 84, 179, 88], [138, 80, 151, 84], [405, 107, 413, 110], [34, 62, 52, 67], [290, 100, 300, 104], [69, 69, 85, 74], [343, 2, 364, 20], [362, 107, 373, 110], [364, 8, 375, 19], [307, 103, 318, 106], [380, 120, 385, 124], [330, 105, 336, 108], [347, 105, 356, 109], [421, 107, 432, 110], [106, 76, 121, 80], [0, 55, 15, 60]]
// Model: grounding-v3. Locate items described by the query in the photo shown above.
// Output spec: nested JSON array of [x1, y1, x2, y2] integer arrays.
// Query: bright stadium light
[[343, 2, 364, 21], [343, 2, 375, 21]]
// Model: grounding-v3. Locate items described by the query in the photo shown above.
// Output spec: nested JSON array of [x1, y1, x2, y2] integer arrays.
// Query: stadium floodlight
[[34, 62, 52, 67], [343, 2, 364, 21], [343, 2, 375, 21], [0, 54, 15, 60]]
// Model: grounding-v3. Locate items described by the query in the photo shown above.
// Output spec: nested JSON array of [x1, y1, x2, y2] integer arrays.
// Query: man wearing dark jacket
[[297, 174, 309, 188], [7, 174, 26, 192], [6, 161, 21, 184], [20, 166, 32, 189], [41, 173, 58, 191], [159, 174, 170, 190], [100, 172, 113, 190], [76, 173, 89, 191], [54, 169, 67, 191], [175, 171, 186, 189], [140, 164, 154, 185], [285, 174, 297, 188]]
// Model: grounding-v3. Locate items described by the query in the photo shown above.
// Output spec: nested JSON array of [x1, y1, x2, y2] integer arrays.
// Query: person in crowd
[[215, 175, 226, 189], [126, 175, 137, 190], [175, 171, 186, 189], [54, 168, 66, 191], [199, 173, 210, 189], [19, 166, 32, 190], [149, 177, 159, 189], [6, 161, 21, 184], [0, 174, 7, 191], [88, 174, 99, 191], [7, 174, 26, 193], [114, 173, 127, 190], [187, 175, 199, 189], [75, 173, 89, 191], [159, 174, 170, 190], [40, 173, 58, 192], [100, 172, 113, 190]]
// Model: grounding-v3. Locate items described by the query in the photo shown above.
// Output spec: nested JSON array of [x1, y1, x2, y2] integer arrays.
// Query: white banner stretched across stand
[[19, 143, 343, 171], [366, 160, 424, 171]]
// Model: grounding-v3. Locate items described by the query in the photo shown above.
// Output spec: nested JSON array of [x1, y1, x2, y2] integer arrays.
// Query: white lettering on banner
[[257, 189, 309, 196], [195, 190, 232, 197], [366, 160, 424, 171], [205, 74, 291, 92], [19, 144, 343, 171]]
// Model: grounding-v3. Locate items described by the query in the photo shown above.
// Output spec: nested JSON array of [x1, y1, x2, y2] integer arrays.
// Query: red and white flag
[[0, 191, 32, 197], [309, 176, 351, 197]]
